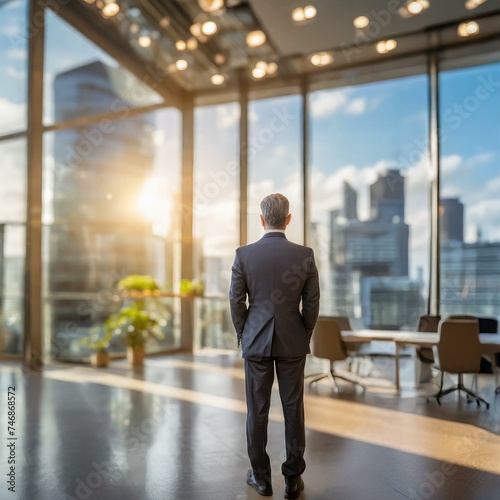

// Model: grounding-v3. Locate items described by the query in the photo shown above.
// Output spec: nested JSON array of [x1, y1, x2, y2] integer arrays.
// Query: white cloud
[[310, 90, 349, 118], [0, 140, 26, 228], [311, 90, 376, 118], [0, 25, 22, 38], [442, 154, 462, 175], [216, 104, 240, 129], [6, 66, 25, 79], [345, 97, 367, 115], [0, 98, 25, 133], [6, 48, 26, 60]]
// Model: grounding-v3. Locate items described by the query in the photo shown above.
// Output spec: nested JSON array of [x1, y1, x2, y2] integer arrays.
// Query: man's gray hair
[[260, 193, 289, 229]]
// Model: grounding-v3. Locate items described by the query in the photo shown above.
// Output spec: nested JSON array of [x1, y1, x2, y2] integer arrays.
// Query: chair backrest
[[417, 315, 441, 333], [322, 315, 352, 331], [437, 319, 481, 374], [312, 318, 348, 362], [447, 314, 477, 321], [477, 317, 498, 334]]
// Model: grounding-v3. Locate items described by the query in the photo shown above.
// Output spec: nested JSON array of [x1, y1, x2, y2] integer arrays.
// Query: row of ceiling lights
[[84, 0, 487, 86]]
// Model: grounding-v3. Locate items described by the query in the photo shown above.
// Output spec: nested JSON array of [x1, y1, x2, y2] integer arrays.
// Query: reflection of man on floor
[[230, 193, 320, 499]]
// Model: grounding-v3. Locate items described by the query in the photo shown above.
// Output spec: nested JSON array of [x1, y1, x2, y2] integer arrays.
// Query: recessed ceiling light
[[465, 0, 487, 9], [246, 30, 266, 48], [353, 16, 369, 29], [138, 35, 152, 48], [292, 5, 317, 23], [304, 5, 317, 19], [407, 1, 424, 14], [159, 17, 171, 28], [83, 0, 96, 4], [310, 52, 333, 66], [176, 59, 188, 71], [186, 37, 198, 50], [251, 67, 266, 79], [211, 74, 225, 85], [458, 20, 480, 36], [255, 61, 268, 71], [201, 21, 218, 36], [214, 53, 226, 65], [198, 0, 224, 13], [376, 39, 397, 54], [176, 40, 187, 51], [190, 23, 202, 37], [102, 2, 119, 17], [266, 62, 278, 75]]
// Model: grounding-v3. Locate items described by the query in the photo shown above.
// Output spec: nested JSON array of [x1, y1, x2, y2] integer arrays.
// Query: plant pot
[[127, 345, 145, 366], [90, 351, 109, 368]]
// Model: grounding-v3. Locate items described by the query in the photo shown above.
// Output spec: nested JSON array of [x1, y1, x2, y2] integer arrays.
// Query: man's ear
[[260, 214, 266, 228], [285, 213, 292, 227]]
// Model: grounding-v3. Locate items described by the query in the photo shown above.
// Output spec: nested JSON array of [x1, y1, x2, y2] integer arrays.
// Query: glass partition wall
[[3, 2, 500, 361]]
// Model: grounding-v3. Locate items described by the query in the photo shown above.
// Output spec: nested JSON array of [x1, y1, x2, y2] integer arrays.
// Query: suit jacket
[[229, 232, 320, 359]]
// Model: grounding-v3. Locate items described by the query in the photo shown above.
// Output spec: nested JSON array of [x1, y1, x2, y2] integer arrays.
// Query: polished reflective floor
[[0, 353, 499, 500]]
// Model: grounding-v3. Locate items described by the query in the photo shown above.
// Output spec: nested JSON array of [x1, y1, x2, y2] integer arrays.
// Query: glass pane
[[42, 108, 182, 360], [0, 138, 27, 355], [310, 76, 430, 330], [44, 10, 163, 126], [248, 94, 303, 244], [440, 60, 500, 322], [193, 103, 240, 350], [0, 0, 28, 135]]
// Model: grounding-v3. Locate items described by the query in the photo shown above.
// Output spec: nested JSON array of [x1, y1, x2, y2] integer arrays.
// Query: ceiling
[[250, 0, 500, 56], [58, 0, 500, 97]]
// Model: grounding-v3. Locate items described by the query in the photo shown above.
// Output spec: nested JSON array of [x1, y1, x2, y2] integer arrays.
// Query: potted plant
[[106, 275, 164, 366], [82, 328, 112, 368], [180, 278, 205, 297], [105, 306, 164, 366]]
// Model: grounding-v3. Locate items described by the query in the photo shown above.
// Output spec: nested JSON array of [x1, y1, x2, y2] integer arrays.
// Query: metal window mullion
[[24, 0, 45, 371], [428, 50, 441, 317]]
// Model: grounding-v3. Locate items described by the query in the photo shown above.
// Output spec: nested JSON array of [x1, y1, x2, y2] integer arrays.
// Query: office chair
[[427, 319, 489, 409], [306, 318, 365, 393]]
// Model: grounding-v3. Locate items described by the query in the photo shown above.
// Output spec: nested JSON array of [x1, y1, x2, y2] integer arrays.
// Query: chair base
[[306, 364, 365, 393], [427, 373, 489, 409]]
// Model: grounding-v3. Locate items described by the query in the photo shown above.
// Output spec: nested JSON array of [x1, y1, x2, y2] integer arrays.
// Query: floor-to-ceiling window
[[248, 93, 304, 244], [0, 0, 28, 355], [193, 102, 240, 349], [309, 75, 430, 330], [42, 11, 181, 360], [439, 55, 500, 322]]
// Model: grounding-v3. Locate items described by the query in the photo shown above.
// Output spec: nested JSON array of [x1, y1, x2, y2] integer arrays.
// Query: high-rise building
[[49, 61, 163, 358], [440, 198, 464, 243], [328, 170, 423, 328]]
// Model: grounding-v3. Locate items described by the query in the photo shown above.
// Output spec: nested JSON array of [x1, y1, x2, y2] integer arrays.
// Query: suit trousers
[[244, 356, 306, 480]]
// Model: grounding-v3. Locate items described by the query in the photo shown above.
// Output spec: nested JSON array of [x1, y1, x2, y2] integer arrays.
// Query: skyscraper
[[328, 170, 423, 328], [440, 198, 464, 243]]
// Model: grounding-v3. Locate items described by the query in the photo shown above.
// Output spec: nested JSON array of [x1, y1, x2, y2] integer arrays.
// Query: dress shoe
[[284, 474, 304, 499], [246, 469, 273, 496]]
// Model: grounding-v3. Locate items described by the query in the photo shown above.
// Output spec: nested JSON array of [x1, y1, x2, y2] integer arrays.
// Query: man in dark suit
[[230, 193, 320, 499]]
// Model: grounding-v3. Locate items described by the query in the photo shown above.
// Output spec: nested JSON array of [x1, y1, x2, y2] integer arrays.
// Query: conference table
[[341, 329, 500, 391]]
